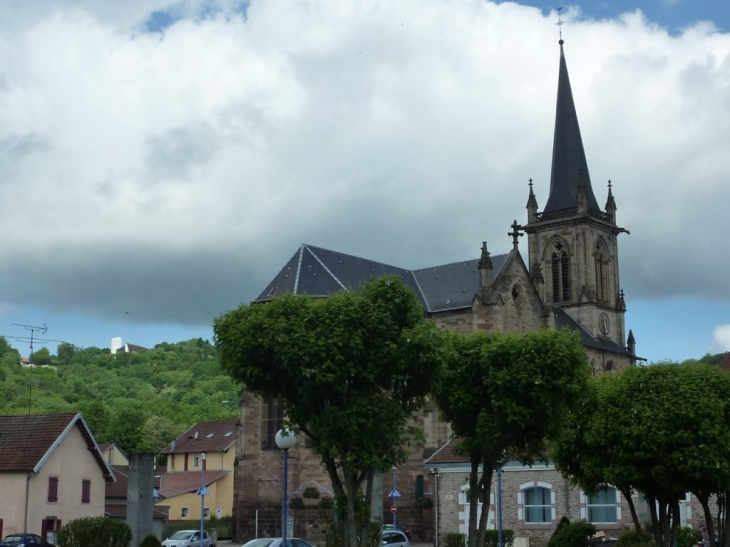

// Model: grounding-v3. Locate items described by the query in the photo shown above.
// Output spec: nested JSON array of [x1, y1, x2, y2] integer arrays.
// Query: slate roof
[[424, 437, 550, 467], [544, 41, 600, 214], [162, 418, 238, 455], [552, 307, 631, 356], [0, 412, 114, 481], [158, 470, 229, 498], [255, 244, 508, 314]]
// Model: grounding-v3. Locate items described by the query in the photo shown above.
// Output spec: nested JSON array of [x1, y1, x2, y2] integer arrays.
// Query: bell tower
[[523, 39, 630, 353]]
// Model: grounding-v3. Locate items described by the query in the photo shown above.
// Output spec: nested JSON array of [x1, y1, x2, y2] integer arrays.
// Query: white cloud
[[0, 0, 728, 326], [710, 325, 730, 354]]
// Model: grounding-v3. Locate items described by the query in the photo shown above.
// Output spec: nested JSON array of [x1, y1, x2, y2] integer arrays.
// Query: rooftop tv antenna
[[3, 323, 66, 414]]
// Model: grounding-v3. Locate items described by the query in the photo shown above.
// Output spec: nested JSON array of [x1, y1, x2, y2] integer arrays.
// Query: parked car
[[383, 524, 411, 541], [382, 530, 409, 547], [161, 530, 214, 547], [0, 534, 55, 547], [242, 538, 314, 547]]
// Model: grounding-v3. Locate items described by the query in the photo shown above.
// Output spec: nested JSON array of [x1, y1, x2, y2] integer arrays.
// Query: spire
[[543, 40, 600, 213], [526, 178, 539, 223], [478, 241, 493, 290], [605, 179, 617, 223]]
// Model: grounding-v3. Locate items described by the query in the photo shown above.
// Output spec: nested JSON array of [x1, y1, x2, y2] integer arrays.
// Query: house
[[105, 463, 168, 539], [99, 443, 130, 466], [110, 337, 148, 355], [0, 412, 114, 543], [230, 39, 639, 547], [158, 419, 238, 522]]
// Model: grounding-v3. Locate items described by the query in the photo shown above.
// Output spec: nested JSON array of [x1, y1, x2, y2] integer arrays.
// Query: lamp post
[[200, 452, 207, 547], [275, 429, 297, 547], [387, 466, 401, 528]]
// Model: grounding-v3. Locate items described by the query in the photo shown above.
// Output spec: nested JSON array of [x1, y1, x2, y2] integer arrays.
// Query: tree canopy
[[0, 337, 240, 454], [214, 276, 444, 547], [553, 363, 730, 547], [434, 329, 589, 547]]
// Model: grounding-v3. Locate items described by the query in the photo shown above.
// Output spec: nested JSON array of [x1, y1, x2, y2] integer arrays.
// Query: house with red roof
[[0, 413, 114, 542], [158, 418, 238, 523]]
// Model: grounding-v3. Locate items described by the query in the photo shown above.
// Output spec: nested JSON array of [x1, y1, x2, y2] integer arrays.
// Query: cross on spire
[[508, 220, 523, 249], [556, 7, 564, 42]]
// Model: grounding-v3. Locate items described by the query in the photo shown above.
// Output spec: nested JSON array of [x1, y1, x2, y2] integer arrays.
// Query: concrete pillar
[[127, 453, 155, 547]]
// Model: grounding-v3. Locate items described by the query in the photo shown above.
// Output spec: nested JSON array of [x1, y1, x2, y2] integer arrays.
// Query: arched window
[[551, 242, 570, 302], [523, 486, 552, 523], [595, 241, 608, 304]]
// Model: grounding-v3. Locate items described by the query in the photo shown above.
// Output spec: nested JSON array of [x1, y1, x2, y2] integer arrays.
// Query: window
[[587, 487, 618, 523], [81, 479, 91, 504], [261, 398, 284, 450], [203, 508, 211, 518], [551, 243, 571, 302], [47, 477, 58, 503], [181, 507, 189, 518], [523, 487, 551, 523], [595, 242, 608, 303], [194, 455, 200, 468]]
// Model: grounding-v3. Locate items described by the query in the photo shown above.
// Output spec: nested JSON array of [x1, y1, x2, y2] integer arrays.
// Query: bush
[[483, 529, 514, 547], [547, 519, 596, 547], [56, 517, 133, 547], [678, 527, 697, 547], [139, 534, 163, 547], [616, 529, 655, 547], [445, 533, 466, 547]]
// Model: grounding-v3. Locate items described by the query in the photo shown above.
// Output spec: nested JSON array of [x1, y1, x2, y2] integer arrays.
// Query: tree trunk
[[699, 494, 716, 547], [475, 466, 494, 547], [343, 462, 358, 547], [647, 494, 660, 547], [361, 471, 375, 547], [621, 488, 641, 533], [671, 501, 680, 547], [467, 454, 481, 547]]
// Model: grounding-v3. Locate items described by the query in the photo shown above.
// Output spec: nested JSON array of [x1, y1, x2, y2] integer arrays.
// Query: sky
[[0, 0, 728, 364]]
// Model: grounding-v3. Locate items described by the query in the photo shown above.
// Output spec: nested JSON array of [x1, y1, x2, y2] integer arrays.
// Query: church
[[231, 39, 639, 547]]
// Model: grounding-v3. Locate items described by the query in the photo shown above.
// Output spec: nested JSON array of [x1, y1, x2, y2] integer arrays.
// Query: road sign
[[390, 505, 397, 514], [388, 489, 401, 498]]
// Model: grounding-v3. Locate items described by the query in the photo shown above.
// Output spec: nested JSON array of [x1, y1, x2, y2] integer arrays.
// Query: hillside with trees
[[0, 337, 240, 455]]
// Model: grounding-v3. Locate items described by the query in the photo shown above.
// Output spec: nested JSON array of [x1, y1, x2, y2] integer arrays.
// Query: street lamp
[[199, 453, 207, 547], [388, 466, 401, 528], [275, 429, 297, 547]]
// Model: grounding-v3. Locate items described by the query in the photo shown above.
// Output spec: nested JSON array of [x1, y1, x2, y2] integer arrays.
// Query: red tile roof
[[107, 464, 166, 498], [158, 470, 229, 498], [162, 418, 238, 454], [0, 413, 113, 481], [105, 504, 168, 519]]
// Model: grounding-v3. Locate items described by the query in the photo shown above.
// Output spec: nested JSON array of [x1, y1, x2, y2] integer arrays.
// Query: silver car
[[162, 530, 214, 547], [383, 530, 409, 547], [242, 538, 314, 547]]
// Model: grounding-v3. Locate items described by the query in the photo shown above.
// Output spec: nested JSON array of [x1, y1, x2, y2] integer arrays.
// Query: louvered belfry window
[[551, 246, 571, 302], [261, 398, 284, 450]]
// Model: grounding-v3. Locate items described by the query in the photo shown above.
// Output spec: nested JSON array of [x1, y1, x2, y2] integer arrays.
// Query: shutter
[[416, 475, 424, 499]]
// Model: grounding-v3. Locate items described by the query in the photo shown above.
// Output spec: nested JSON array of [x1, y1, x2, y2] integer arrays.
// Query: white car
[[162, 530, 214, 547], [242, 538, 314, 547], [382, 530, 409, 547]]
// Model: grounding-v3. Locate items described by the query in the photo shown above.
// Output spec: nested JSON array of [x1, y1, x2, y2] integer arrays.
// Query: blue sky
[[0, 0, 728, 364]]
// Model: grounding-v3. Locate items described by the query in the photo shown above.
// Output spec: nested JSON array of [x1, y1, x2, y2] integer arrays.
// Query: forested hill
[[0, 337, 240, 455]]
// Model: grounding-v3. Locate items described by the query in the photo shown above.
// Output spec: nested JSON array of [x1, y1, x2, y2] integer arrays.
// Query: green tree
[[30, 346, 52, 366], [57, 342, 76, 365], [139, 415, 181, 453], [554, 363, 730, 547], [214, 276, 444, 547], [433, 329, 589, 547]]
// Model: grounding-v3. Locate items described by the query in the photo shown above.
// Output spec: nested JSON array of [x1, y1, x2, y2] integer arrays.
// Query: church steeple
[[543, 40, 600, 213]]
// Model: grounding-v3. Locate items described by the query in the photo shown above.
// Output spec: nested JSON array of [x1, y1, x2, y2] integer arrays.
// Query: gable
[[0, 412, 113, 480]]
